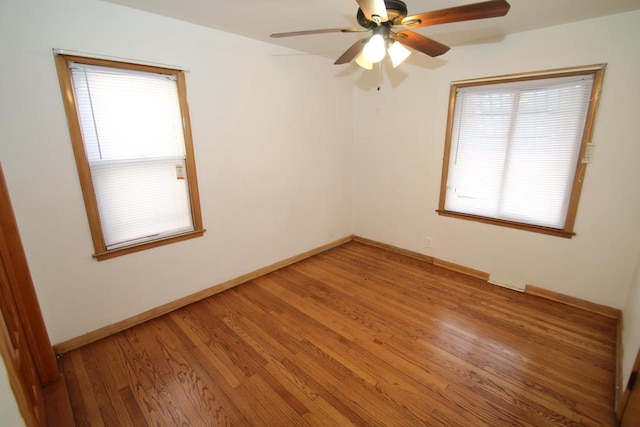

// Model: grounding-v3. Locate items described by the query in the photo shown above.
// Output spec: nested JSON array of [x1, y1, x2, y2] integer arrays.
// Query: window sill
[[436, 210, 575, 239], [93, 229, 206, 261]]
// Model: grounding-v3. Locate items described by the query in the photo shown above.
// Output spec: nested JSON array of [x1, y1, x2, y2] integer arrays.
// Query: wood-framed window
[[55, 54, 205, 260], [438, 64, 606, 238]]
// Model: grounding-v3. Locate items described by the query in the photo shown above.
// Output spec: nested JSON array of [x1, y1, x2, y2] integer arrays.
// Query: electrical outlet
[[426, 237, 432, 248]]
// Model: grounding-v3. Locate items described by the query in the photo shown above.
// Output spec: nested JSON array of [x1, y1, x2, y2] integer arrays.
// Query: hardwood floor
[[60, 241, 617, 426]]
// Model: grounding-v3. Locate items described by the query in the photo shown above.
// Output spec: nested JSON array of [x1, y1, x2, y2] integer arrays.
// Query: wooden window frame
[[437, 64, 606, 238], [54, 54, 205, 260]]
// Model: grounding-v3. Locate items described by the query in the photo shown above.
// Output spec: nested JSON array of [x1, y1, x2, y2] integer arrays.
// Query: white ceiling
[[101, 0, 640, 62]]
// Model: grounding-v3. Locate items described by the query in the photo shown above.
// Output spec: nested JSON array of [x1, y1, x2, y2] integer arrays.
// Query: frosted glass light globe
[[363, 34, 386, 63], [388, 41, 411, 68]]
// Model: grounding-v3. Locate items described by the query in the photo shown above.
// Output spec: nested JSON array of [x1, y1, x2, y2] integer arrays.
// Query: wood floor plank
[[60, 352, 95, 427], [118, 386, 150, 426], [145, 320, 237, 426], [163, 312, 243, 389], [66, 351, 106, 427], [81, 345, 134, 427], [115, 330, 177, 426], [60, 241, 618, 426], [160, 316, 268, 426]]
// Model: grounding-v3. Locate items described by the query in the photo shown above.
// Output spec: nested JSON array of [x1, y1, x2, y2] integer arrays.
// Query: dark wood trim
[[616, 314, 624, 417], [352, 235, 434, 263], [0, 254, 44, 426], [43, 375, 75, 427], [564, 65, 606, 232], [54, 54, 105, 255], [618, 344, 640, 420], [432, 257, 490, 281], [0, 163, 66, 426], [0, 164, 58, 385], [437, 83, 458, 213], [436, 210, 575, 239], [93, 229, 206, 261], [525, 284, 620, 319]]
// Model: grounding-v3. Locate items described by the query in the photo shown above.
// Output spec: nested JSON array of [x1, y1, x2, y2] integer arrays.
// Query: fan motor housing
[[357, 0, 408, 28]]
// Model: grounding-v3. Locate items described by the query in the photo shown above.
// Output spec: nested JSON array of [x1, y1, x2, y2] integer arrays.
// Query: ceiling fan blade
[[271, 28, 365, 38], [334, 38, 368, 64], [401, 0, 510, 29], [394, 31, 450, 57], [356, 0, 388, 22]]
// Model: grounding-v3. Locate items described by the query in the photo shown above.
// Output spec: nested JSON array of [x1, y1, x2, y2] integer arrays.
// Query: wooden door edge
[[618, 345, 640, 420]]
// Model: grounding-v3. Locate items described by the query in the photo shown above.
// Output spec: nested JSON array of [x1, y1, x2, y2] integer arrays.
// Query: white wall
[[0, 0, 353, 344], [353, 10, 640, 309], [0, 357, 25, 427], [622, 249, 640, 399]]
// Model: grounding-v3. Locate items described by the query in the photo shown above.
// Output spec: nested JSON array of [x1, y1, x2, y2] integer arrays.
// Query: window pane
[[443, 72, 595, 232], [69, 62, 195, 251], [91, 159, 193, 249], [445, 91, 513, 218], [70, 64, 185, 162], [500, 83, 591, 227]]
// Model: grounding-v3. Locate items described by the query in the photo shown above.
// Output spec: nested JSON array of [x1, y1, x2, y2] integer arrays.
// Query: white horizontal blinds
[[445, 74, 594, 229], [446, 90, 514, 218], [69, 62, 194, 250], [499, 78, 593, 226]]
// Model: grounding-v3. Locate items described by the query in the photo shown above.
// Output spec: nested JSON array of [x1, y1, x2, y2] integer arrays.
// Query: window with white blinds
[[55, 55, 204, 259], [438, 66, 605, 237]]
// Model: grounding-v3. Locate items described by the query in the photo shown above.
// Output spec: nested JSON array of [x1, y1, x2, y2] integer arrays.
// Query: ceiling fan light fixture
[[362, 34, 386, 63], [355, 52, 373, 70], [387, 41, 411, 68], [271, 0, 512, 70]]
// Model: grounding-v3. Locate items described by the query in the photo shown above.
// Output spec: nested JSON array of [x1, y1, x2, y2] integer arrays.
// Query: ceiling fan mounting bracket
[[371, 25, 391, 38], [357, 0, 408, 28]]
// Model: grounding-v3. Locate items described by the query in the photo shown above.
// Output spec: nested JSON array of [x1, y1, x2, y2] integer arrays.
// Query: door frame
[[619, 347, 640, 421], [0, 164, 58, 384], [0, 163, 59, 425]]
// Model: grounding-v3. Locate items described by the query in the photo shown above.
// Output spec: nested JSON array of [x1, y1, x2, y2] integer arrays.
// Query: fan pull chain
[[377, 62, 382, 91]]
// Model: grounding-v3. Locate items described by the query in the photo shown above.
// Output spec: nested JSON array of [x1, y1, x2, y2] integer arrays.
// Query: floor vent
[[488, 272, 526, 292]]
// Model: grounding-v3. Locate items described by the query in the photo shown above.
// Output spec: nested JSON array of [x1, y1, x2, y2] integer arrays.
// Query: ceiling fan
[[271, 0, 511, 69]]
